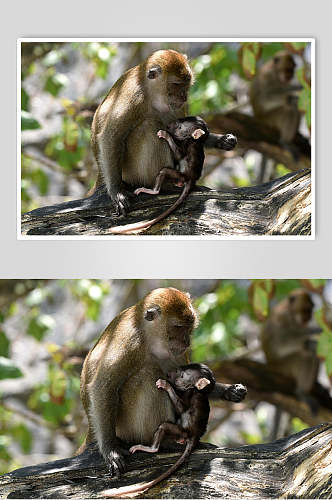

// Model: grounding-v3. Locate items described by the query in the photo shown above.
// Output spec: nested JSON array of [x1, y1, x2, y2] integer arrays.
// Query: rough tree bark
[[21, 169, 311, 236], [0, 424, 331, 499]]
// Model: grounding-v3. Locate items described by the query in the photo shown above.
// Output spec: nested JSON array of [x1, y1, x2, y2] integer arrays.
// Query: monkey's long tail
[[102, 439, 196, 498], [108, 184, 191, 235]]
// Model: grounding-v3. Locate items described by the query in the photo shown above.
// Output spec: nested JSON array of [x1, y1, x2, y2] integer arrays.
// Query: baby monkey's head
[[167, 363, 215, 394], [166, 116, 209, 143]]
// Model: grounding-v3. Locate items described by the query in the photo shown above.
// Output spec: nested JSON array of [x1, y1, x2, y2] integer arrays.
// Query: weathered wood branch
[[1, 424, 331, 498], [206, 112, 311, 171], [21, 169, 311, 236]]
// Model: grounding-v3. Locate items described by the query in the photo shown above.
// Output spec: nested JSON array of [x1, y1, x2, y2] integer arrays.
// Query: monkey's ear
[[191, 129, 205, 140], [147, 65, 162, 79], [144, 305, 161, 321], [195, 377, 210, 390], [185, 292, 191, 299]]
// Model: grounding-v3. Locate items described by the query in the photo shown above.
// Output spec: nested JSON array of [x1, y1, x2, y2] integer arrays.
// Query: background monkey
[[91, 50, 193, 216], [109, 116, 237, 234], [261, 289, 319, 406], [102, 363, 247, 498], [250, 51, 302, 146], [79, 288, 199, 477]]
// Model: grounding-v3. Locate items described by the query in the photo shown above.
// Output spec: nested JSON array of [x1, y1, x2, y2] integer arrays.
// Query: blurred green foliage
[[21, 41, 311, 212]]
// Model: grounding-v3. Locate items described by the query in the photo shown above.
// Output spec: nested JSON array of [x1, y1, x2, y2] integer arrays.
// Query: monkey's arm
[[209, 382, 247, 402], [205, 133, 237, 151], [156, 379, 186, 414], [157, 130, 183, 161], [94, 99, 143, 215], [88, 346, 142, 476]]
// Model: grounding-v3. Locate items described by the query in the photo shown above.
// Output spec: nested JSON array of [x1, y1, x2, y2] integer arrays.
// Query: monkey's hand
[[224, 383, 247, 402], [218, 133, 237, 151], [156, 379, 171, 391], [103, 446, 128, 478], [157, 130, 168, 140]]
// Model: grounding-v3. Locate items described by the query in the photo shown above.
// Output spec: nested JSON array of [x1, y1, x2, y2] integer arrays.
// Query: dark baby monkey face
[[167, 363, 215, 393], [166, 116, 209, 142]]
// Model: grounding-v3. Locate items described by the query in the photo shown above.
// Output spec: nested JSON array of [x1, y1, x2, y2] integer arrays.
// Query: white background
[[1, 0, 330, 278]]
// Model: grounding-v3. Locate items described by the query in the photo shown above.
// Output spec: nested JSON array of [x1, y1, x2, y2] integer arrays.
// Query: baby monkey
[[103, 363, 247, 498], [109, 117, 236, 234]]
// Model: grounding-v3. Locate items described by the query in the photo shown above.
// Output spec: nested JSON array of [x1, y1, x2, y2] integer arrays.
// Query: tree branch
[[1, 424, 331, 498], [21, 169, 311, 236]]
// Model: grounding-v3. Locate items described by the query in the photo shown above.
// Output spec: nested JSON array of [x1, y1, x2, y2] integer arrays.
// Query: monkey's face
[[274, 54, 296, 84], [167, 78, 191, 110], [167, 364, 214, 393], [167, 117, 209, 142], [289, 291, 314, 326], [167, 315, 195, 357]]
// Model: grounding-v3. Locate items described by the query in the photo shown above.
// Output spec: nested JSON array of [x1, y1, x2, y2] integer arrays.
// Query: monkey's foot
[[104, 447, 127, 478], [110, 190, 136, 216], [134, 187, 160, 196], [129, 445, 158, 454]]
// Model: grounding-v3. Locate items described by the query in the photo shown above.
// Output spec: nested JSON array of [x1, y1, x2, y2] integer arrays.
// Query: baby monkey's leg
[[129, 422, 186, 454], [134, 168, 186, 196]]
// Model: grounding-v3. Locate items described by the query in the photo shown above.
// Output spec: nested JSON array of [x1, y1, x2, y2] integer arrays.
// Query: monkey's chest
[[115, 366, 176, 444]]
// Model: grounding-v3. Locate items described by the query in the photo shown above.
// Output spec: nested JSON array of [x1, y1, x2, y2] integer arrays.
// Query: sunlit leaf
[[0, 357, 23, 380], [21, 111, 41, 131], [0, 331, 10, 358]]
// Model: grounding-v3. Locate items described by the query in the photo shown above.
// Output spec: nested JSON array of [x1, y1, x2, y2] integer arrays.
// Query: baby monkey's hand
[[156, 379, 171, 391]]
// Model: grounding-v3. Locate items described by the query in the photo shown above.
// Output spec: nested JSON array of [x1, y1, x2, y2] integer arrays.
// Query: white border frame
[[17, 38, 315, 241]]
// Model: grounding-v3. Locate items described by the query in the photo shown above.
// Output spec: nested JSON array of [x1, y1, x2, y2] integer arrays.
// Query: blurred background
[[20, 41, 312, 213], [0, 279, 331, 474]]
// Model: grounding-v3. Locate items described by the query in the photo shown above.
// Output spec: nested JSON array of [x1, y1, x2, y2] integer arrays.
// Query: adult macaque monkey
[[261, 289, 319, 405], [91, 50, 193, 215], [79, 288, 199, 477], [250, 51, 302, 146]]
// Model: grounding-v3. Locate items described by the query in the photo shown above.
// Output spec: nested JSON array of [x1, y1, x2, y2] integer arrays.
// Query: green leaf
[[0, 331, 10, 358], [27, 314, 54, 342], [44, 72, 68, 97], [21, 87, 30, 112], [0, 357, 23, 380], [12, 424, 32, 453], [31, 169, 49, 196], [242, 46, 256, 77], [289, 42, 307, 52], [21, 111, 41, 131]]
